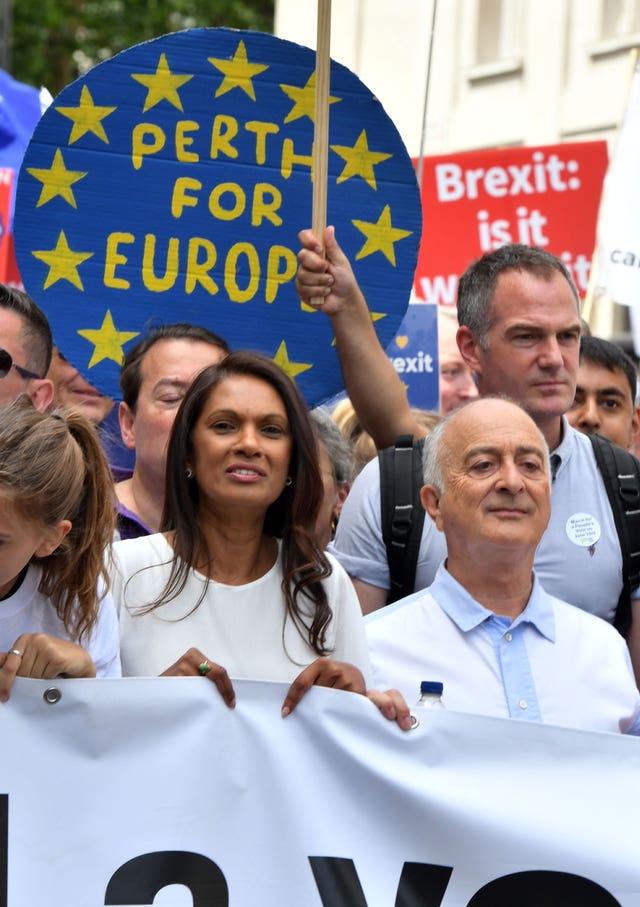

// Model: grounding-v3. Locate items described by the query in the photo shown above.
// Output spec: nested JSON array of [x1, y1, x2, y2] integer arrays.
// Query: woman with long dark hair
[[110, 352, 370, 712]]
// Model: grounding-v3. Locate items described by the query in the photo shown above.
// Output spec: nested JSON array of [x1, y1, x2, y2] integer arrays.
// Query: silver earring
[[285, 476, 293, 486], [186, 468, 194, 479]]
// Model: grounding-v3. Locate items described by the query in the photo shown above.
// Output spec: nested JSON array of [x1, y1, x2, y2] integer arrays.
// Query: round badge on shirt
[[565, 513, 601, 548]]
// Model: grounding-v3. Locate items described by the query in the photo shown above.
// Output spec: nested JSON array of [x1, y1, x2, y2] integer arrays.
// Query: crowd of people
[[1, 231, 639, 736]]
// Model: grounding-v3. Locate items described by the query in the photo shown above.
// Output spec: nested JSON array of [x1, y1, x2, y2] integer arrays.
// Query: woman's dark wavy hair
[[152, 350, 334, 654]]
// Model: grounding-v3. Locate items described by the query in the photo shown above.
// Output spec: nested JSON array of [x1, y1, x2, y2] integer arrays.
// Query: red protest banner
[[4, 235, 22, 288], [413, 141, 608, 306], [0, 168, 13, 281]]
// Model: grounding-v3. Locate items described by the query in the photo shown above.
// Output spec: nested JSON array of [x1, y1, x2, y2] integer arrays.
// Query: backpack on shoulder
[[379, 434, 426, 605], [588, 433, 640, 637]]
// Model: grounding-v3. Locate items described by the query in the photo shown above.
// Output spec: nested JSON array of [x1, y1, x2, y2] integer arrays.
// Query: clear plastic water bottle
[[410, 681, 444, 727]]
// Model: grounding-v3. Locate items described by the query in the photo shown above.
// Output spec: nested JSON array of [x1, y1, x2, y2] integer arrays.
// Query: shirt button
[[519, 700, 528, 710], [504, 632, 513, 642]]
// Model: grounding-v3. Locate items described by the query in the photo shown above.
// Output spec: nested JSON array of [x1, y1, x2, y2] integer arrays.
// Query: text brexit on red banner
[[413, 141, 608, 307]]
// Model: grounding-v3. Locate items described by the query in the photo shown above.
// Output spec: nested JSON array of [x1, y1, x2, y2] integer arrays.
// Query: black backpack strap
[[379, 434, 426, 605], [588, 433, 640, 637]]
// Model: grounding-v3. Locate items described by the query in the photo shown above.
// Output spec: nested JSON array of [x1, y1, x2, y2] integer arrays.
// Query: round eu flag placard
[[15, 28, 422, 404]]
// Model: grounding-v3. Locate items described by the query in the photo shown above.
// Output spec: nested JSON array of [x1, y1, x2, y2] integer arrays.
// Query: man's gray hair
[[310, 407, 355, 486], [421, 417, 448, 492], [456, 244, 580, 350]]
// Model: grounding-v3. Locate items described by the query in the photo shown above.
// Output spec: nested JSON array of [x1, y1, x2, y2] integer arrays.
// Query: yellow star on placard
[[131, 53, 193, 112], [272, 340, 313, 379], [352, 205, 413, 266], [331, 130, 392, 190], [26, 149, 87, 208], [32, 231, 94, 290], [78, 310, 140, 368], [280, 71, 341, 124], [208, 40, 268, 101], [56, 85, 116, 144]]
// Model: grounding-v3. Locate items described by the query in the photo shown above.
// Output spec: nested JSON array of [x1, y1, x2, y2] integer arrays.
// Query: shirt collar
[[547, 415, 575, 480], [431, 562, 556, 642]]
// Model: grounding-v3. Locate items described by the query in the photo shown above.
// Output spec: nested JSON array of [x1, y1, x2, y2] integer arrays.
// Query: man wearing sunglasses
[[0, 285, 53, 411]]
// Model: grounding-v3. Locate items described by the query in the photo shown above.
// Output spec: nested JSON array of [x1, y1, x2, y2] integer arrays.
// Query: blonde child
[[0, 396, 120, 700]]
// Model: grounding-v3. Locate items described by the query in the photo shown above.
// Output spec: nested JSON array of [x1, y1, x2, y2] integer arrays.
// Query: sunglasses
[[0, 347, 42, 381]]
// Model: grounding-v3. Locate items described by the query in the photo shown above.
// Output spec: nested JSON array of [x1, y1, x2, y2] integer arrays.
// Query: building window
[[601, 0, 640, 39], [465, 0, 523, 81], [475, 0, 522, 65]]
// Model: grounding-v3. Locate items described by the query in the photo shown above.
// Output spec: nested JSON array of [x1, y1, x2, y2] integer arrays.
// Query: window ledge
[[466, 57, 523, 83], [589, 35, 640, 59]]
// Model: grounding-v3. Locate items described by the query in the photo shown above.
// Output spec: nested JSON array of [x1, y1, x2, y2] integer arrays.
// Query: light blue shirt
[[366, 564, 640, 735], [433, 568, 555, 723]]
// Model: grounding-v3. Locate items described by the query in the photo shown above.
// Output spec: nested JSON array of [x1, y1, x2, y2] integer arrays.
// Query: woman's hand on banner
[[161, 647, 236, 708], [281, 657, 366, 717]]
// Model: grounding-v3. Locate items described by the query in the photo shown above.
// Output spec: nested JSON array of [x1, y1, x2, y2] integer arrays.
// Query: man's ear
[[421, 484, 444, 531], [119, 401, 136, 450], [630, 405, 640, 453], [456, 325, 482, 376], [333, 483, 350, 520], [29, 378, 54, 412], [34, 519, 72, 558]]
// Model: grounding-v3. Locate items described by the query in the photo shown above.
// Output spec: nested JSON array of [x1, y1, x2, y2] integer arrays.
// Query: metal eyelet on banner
[[43, 687, 61, 705]]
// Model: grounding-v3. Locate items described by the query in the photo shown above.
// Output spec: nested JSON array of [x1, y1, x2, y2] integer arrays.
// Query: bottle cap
[[420, 680, 443, 695]]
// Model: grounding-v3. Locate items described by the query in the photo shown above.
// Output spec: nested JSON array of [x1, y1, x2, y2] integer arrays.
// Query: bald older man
[[367, 398, 640, 735]]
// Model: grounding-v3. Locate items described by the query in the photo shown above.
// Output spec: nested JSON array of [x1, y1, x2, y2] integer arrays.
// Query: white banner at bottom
[[1, 677, 640, 906]]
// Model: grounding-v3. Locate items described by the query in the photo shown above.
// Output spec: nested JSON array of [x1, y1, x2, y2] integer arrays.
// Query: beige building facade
[[274, 1, 640, 156], [274, 1, 640, 339]]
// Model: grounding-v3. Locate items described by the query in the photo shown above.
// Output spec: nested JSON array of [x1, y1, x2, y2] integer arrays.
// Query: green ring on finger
[[198, 661, 211, 676]]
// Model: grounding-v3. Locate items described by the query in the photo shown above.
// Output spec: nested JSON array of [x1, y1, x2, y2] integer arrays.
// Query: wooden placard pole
[[309, 0, 332, 307]]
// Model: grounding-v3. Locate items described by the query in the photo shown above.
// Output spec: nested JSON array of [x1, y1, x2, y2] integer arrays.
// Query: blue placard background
[[14, 28, 422, 405], [0, 70, 43, 228]]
